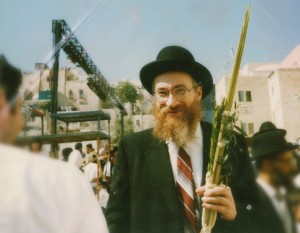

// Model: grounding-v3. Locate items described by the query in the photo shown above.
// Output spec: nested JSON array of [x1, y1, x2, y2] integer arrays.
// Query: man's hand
[[196, 185, 237, 221]]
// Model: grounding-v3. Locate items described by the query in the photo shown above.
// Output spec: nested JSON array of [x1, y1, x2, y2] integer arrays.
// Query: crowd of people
[[0, 45, 300, 233], [60, 142, 117, 211]]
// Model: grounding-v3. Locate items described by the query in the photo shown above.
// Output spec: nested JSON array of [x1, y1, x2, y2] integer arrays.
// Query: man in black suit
[[251, 125, 299, 233], [106, 46, 257, 233]]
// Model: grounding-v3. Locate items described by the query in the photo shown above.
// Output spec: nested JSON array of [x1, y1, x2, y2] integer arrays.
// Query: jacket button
[[246, 204, 252, 210]]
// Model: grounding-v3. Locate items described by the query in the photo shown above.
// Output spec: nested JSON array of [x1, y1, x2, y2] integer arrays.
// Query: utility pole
[[50, 20, 62, 158]]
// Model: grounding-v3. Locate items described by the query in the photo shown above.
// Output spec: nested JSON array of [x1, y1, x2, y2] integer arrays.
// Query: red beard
[[152, 99, 202, 147]]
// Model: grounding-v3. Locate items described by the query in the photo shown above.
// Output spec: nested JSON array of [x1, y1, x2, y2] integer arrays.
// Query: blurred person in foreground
[[0, 55, 108, 233], [251, 125, 299, 233], [106, 46, 258, 233]]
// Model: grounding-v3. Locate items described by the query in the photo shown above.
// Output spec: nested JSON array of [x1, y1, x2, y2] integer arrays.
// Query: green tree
[[112, 117, 133, 144], [115, 81, 138, 104]]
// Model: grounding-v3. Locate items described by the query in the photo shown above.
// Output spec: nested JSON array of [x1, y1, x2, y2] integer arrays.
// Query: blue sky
[[1, 0, 300, 86]]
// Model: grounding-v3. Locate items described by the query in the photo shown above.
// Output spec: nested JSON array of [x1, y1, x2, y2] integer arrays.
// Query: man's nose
[[165, 93, 179, 107]]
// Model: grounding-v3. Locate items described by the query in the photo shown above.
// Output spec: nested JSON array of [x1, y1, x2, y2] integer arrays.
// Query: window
[[248, 123, 254, 135], [246, 91, 252, 102], [79, 89, 84, 99], [241, 123, 247, 134], [238, 91, 252, 102], [69, 90, 74, 100], [241, 122, 254, 136], [28, 116, 35, 122], [238, 91, 245, 102], [136, 120, 140, 126], [80, 122, 89, 128]]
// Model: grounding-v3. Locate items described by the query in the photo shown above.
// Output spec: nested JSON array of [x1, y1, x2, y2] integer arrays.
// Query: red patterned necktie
[[177, 147, 198, 233]]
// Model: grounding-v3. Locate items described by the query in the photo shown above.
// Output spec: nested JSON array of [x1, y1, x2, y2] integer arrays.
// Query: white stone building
[[21, 66, 107, 135], [21, 67, 155, 148], [216, 45, 300, 142]]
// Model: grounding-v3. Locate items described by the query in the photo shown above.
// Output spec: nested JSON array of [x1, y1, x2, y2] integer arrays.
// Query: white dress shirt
[[0, 144, 109, 233], [99, 189, 110, 209], [167, 124, 203, 188], [103, 161, 112, 177], [257, 177, 293, 233], [68, 149, 83, 167], [82, 163, 98, 182]]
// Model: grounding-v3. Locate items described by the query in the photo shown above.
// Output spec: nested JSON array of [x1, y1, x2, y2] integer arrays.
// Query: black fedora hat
[[259, 121, 287, 136], [252, 130, 298, 160], [140, 45, 213, 99]]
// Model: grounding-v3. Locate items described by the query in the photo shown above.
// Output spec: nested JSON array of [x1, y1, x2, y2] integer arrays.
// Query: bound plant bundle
[[200, 5, 251, 233]]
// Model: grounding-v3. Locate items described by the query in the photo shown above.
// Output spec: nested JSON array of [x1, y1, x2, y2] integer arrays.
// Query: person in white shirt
[[99, 180, 110, 212], [0, 55, 108, 233], [82, 159, 98, 183], [68, 143, 83, 167], [0, 144, 109, 233]]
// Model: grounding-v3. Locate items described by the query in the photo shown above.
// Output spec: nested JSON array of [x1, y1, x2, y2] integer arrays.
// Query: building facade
[[216, 45, 300, 142]]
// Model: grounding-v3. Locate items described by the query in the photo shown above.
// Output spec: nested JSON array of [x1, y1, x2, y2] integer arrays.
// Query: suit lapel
[[201, 121, 211, 186], [146, 137, 182, 222]]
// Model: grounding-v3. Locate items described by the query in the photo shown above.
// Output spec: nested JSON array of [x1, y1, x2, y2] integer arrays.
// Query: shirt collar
[[256, 177, 286, 199]]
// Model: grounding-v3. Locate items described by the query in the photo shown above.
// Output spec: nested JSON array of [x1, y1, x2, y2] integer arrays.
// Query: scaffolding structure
[[49, 20, 128, 158], [51, 19, 127, 136]]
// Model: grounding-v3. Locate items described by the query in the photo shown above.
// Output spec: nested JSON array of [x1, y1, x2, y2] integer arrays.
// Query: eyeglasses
[[153, 86, 197, 104], [20, 104, 32, 121]]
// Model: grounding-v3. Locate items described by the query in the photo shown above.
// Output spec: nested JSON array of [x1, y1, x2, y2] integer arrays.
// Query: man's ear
[[196, 85, 203, 101], [263, 160, 273, 172]]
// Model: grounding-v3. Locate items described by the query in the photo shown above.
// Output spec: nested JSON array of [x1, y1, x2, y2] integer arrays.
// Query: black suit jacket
[[250, 185, 297, 233], [106, 121, 258, 233]]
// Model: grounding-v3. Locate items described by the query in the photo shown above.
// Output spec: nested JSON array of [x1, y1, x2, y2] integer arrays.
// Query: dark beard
[[152, 99, 202, 147], [272, 169, 296, 191]]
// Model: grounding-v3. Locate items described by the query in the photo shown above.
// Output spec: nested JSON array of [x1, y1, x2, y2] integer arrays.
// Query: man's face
[[86, 147, 92, 154], [0, 89, 24, 144], [152, 72, 203, 146], [31, 142, 42, 153], [270, 150, 297, 187], [153, 71, 202, 117]]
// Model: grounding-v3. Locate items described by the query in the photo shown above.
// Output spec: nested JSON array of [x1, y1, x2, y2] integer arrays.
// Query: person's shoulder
[[0, 143, 84, 182], [0, 143, 31, 156], [200, 121, 213, 135], [201, 120, 212, 129], [0, 143, 48, 167], [84, 162, 98, 170], [122, 128, 153, 143], [70, 149, 80, 156], [98, 147, 105, 155], [118, 128, 157, 153]]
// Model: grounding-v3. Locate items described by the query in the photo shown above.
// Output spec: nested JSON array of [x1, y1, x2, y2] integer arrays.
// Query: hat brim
[[140, 59, 213, 99], [251, 143, 299, 160]]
